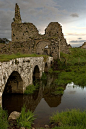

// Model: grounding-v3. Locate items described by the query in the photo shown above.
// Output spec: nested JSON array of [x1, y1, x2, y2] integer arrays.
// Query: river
[[2, 74, 86, 128]]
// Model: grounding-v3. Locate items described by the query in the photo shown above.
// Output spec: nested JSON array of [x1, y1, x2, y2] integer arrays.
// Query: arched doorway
[[36, 41, 51, 55], [33, 65, 40, 82], [3, 71, 23, 94], [44, 63, 48, 72]]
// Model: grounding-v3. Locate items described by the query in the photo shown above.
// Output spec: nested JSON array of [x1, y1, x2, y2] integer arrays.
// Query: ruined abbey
[[0, 3, 70, 59]]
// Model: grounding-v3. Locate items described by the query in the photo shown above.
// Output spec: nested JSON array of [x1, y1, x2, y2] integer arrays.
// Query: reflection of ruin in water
[[2, 74, 64, 113], [2, 73, 86, 127]]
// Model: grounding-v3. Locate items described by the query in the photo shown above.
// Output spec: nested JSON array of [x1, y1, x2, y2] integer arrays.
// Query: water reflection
[[2, 75, 86, 127]]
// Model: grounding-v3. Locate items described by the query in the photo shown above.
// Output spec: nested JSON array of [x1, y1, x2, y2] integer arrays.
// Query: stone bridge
[[0, 56, 53, 106]]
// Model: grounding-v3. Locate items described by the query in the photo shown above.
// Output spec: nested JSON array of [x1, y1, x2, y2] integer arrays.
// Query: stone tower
[[14, 3, 22, 23]]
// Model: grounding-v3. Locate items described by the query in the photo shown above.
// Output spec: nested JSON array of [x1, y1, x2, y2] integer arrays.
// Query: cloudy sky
[[0, 0, 86, 47]]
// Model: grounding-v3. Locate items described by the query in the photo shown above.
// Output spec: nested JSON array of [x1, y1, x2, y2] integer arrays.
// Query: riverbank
[[1, 106, 86, 129], [52, 48, 86, 86]]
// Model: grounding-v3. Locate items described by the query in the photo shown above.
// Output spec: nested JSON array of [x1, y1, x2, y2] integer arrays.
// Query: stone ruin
[[0, 3, 71, 59], [80, 42, 86, 49]]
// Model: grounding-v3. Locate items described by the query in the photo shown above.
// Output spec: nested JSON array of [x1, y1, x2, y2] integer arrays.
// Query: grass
[[53, 48, 86, 86], [52, 126, 86, 129], [60, 48, 86, 65], [17, 105, 35, 128], [0, 53, 49, 62], [50, 109, 86, 129], [0, 107, 8, 129], [55, 68, 86, 86]]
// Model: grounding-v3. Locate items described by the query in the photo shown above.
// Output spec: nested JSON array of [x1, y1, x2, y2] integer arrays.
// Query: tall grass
[[17, 105, 35, 128], [50, 109, 86, 128]]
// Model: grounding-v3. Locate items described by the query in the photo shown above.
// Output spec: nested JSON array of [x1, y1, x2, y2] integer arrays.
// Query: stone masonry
[[81, 42, 86, 48], [0, 3, 71, 59], [0, 56, 53, 107]]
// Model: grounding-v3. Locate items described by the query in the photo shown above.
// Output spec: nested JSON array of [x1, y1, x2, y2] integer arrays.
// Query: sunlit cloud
[[71, 26, 86, 29], [65, 33, 86, 36]]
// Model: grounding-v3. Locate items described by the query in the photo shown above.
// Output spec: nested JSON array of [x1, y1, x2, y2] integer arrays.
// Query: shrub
[[17, 106, 35, 128], [24, 84, 36, 94]]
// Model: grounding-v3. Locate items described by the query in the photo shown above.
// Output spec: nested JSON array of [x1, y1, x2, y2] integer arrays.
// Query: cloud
[[70, 40, 86, 43], [78, 38, 82, 40], [0, 0, 85, 41], [70, 43, 82, 47], [71, 26, 86, 29], [69, 40, 86, 47], [70, 13, 79, 17], [66, 33, 86, 36]]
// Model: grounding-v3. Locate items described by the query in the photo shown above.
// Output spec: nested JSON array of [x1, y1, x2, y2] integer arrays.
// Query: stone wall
[[11, 22, 39, 42]]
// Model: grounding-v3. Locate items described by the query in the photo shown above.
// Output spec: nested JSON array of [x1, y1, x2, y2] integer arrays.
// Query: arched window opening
[[44, 45, 49, 55]]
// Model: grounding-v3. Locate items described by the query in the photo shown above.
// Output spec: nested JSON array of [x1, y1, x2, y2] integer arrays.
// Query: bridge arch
[[3, 71, 23, 94], [33, 65, 40, 82]]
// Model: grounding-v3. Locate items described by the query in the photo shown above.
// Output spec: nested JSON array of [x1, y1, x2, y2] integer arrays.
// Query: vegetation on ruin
[[17, 105, 35, 128], [50, 109, 86, 129], [0, 53, 48, 62], [0, 107, 8, 129], [53, 48, 86, 86]]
